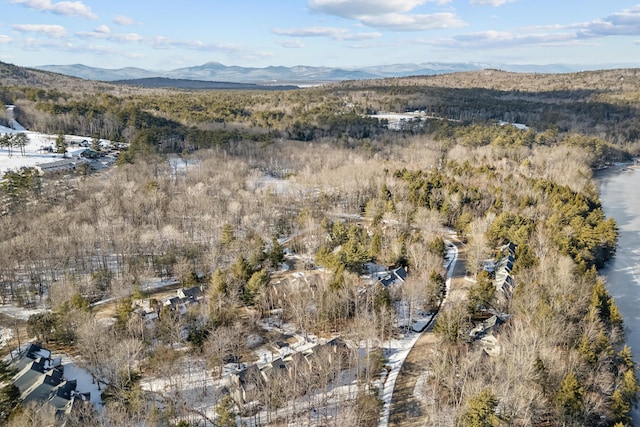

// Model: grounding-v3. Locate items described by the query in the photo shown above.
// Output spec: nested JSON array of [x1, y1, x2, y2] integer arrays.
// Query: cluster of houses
[[9, 343, 91, 417], [470, 242, 517, 355], [493, 242, 516, 301], [228, 337, 348, 404], [134, 285, 205, 326], [34, 148, 104, 175]]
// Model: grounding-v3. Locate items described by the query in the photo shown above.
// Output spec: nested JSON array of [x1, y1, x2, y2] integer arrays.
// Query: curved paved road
[[388, 239, 468, 427]]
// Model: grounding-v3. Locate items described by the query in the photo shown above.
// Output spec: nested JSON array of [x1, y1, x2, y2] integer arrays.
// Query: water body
[[597, 166, 640, 419]]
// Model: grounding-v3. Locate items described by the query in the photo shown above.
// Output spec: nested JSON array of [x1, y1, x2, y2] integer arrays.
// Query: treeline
[[335, 68, 640, 145], [3, 66, 640, 156]]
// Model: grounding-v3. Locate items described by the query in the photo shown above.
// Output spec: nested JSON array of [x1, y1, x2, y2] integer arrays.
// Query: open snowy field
[[1, 105, 113, 175]]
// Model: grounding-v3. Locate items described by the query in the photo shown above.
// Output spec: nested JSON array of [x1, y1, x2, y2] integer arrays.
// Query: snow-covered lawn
[[59, 354, 104, 411], [1, 105, 114, 176]]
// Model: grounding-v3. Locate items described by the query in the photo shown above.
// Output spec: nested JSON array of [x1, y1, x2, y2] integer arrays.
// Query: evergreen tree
[[0, 384, 19, 422], [90, 135, 101, 152], [220, 223, 235, 246], [555, 372, 584, 418], [215, 395, 237, 427], [55, 132, 68, 156], [210, 268, 228, 297], [267, 237, 285, 268], [244, 269, 270, 305], [460, 388, 503, 427], [0, 133, 13, 157], [12, 132, 28, 156], [467, 270, 495, 316]]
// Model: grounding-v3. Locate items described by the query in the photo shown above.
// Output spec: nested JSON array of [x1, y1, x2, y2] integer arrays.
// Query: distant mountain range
[[33, 61, 592, 85], [113, 77, 298, 91]]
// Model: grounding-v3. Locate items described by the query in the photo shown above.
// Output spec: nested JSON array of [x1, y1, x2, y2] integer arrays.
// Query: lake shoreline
[[597, 166, 640, 421]]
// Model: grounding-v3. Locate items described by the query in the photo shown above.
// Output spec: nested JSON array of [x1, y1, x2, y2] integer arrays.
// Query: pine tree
[[555, 372, 584, 418], [215, 395, 237, 427], [220, 223, 235, 246], [268, 237, 285, 268], [55, 132, 68, 156], [460, 388, 502, 427], [12, 132, 28, 156], [467, 270, 495, 316], [244, 269, 269, 305], [90, 135, 101, 152]]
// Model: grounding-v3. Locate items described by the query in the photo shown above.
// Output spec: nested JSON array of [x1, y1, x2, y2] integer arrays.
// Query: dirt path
[[388, 240, 469, 427]]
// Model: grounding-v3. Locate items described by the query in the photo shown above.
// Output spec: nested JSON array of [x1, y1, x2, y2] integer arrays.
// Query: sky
[[0, 0, 639, 70]]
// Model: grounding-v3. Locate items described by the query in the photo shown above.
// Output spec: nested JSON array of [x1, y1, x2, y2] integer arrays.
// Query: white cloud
[[72, 28, 267, 61], [273, 27, 347, 38], [308, 0, 465, 31], [520, 5, 640, 37], [359, 12, 465, 31], [309, 0, 427, 18], [113, 15, 135, 26], [277, 39, 305, 48], [11, 37, 143, 60], [148, 37, 272, 61], [576, 5, 640, 37], [273, 26, 381, 40], [12, 24, 67, 38], [76, 29, 145, 43], [341, 31, 382, 40], [470, 0, 514, 6], [94, 25, 110, 34], [113, 33, 145, 43], [0, 35, 13, 43], [449, 30, 574, 47], [428, 4, 640, 51], [10, 0, 97, 20]]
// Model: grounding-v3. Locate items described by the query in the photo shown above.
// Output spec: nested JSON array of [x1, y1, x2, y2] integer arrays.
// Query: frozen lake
[[597, 165, 640, 420]]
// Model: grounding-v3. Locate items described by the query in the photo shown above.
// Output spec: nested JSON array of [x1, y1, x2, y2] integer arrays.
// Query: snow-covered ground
[[367, 111, 459, 130], [0, 327, 13, 347], [377, 240, 458, 427], [5, 344, 104, 412], [0, 105, 113, 175], [59, 354, 104, 411], [0, 303, 47, 320]]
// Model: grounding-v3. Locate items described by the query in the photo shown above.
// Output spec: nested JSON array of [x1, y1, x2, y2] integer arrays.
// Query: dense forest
[[0, 63, 639, 426]]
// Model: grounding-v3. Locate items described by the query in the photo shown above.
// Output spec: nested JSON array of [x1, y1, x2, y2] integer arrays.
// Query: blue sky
[[0, 0, 639, 70]]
